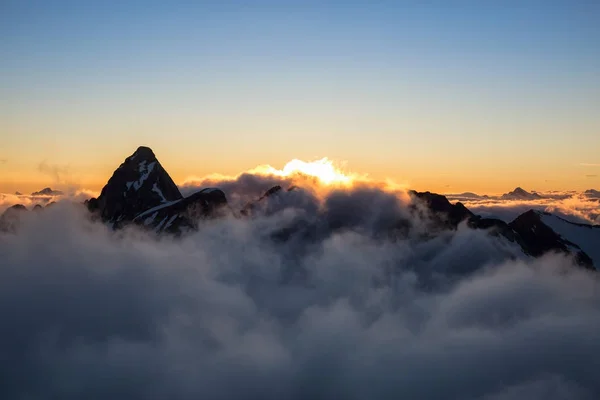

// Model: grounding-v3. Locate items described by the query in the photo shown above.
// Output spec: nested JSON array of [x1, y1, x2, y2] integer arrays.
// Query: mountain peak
[[31, 187, 64, 196], [501, 187, 542, 200], [131, 146, 155, 159], [89, 147, 183, 225]]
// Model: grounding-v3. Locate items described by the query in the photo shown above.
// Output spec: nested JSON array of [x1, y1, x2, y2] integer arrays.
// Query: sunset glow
[[249, 158, 359, 187], [2, 3, 600, 398]]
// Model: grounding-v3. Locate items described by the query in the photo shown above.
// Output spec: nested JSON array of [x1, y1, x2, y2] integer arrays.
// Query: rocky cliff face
[[86, 146, 183, 227], [85, 146, 228, 233], [132, 188, 228, 234]]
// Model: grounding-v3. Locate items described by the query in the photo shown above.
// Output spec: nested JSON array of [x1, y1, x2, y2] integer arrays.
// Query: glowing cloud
[[250, 158, 362, 187]]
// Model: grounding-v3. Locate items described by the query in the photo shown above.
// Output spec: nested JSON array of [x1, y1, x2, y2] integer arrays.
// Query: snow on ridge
[[125, 161, 157, 192], [134, 161, 156, 191], [152, 183, 167, 203], [134, 199, 181, 220], [144, 212, 158, 226], [154, 215, 171, 232], [540, 213, 600, 269], [163, 215, 179, 231]]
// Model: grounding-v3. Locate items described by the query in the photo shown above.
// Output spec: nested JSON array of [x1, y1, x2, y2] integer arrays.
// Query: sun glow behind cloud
[[249, 157, 360, 186], [180, 157, 411, 202]]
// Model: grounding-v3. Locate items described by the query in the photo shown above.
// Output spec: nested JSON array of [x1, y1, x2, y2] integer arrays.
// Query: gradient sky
[[1, 0, 599, 195]]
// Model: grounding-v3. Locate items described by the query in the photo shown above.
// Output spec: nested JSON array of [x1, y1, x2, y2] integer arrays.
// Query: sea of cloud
[[1, 176, 600, 399], [0, 190, 96, 214]]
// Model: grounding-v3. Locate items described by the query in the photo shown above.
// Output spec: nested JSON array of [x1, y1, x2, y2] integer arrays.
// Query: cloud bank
[[454, 196, 599, 225], [2, 180, 600, 399], [0, 190, 97, 214]]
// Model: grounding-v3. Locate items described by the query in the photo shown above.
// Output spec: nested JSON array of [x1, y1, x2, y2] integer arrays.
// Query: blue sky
[[1, 0, 599, 193]]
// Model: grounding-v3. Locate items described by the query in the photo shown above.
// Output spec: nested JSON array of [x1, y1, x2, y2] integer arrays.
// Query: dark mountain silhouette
[[410, 191, 475, 229], [584, 189, 600, 199], [131, 188, 228, 234], [85, 146, 228, 232], [85, 146, 182, 226], [240, 185, 300, 217], [501, 187, 543, 200], [509, 210, 594, 270], [410, 191, 595, 269], [445, 192, 489, 200], [31, 187, 63, 196], [409, 190, 518, 241]]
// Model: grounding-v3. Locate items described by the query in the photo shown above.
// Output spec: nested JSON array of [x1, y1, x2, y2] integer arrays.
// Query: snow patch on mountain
[[134, 199, 182, 220], [540, 213, 600, 269], [152, 182, 167, 203], [126, 161, 156, 192]]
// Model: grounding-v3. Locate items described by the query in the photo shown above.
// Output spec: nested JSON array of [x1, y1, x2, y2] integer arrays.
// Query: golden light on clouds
[[250, 157, 360, 187], [180, 157, 411, 199]]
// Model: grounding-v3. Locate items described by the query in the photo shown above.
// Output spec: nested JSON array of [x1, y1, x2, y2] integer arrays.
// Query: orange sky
[[2, 4, 599, 196], [1, 143, 598, 196]]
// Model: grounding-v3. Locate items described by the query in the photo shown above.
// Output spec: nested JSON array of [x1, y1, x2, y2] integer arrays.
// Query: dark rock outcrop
[[86, 146, 183, 226], [133, 188, 228, 234], [240, 185, 284, 217], [509, 210, 594, 270], [411, 191, 595, 270], [86, 147, 229, 233], [584, 189, 600, 199], [31, 187, 63, 196], [409, 190, 474, 229]]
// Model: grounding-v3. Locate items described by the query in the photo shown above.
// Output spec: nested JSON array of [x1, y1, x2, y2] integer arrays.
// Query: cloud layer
[[454, 196, 599, 225], [2, 179, 600, 399], [0, 190, 96, 214]]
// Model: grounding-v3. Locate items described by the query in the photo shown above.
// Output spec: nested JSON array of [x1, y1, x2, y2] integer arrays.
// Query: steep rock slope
[[509, 210, 595, 270], [537, 211, 600, 268], [86, 146, 228, 233], [86, 146, 183, 226], [132, 188, 228, 234]]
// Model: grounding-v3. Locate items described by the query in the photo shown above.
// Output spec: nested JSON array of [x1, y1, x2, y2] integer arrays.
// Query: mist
[[1, 181, 600, 399]]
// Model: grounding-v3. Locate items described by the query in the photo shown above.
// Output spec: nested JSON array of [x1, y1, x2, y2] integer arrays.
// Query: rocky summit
[[85, 146, 184, 227], [31, 187, 64, 196], [85, 146, 228, 232]]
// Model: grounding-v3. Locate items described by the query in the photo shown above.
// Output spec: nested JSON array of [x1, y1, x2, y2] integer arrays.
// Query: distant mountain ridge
[[501, 187, 543, 200], [584, 189, 600, 199], [31, 187, 63, 196]]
